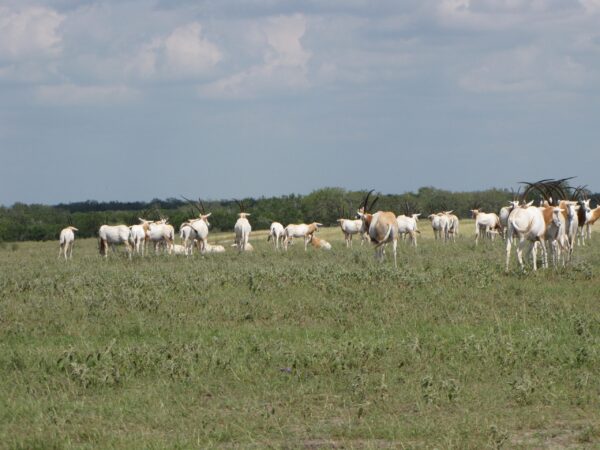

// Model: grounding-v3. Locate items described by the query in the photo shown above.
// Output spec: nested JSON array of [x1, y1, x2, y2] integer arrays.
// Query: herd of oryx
[[57, 181, 600, 272]]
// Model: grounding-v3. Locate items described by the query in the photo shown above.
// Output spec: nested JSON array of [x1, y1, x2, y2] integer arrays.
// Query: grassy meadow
[[1, 221, 600, 449]]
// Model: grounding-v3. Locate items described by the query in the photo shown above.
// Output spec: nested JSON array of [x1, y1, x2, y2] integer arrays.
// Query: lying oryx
[[308, 234, 332, 250]]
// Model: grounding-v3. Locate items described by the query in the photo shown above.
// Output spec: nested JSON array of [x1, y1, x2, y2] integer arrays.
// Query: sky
[[1, 0, 600, 205]]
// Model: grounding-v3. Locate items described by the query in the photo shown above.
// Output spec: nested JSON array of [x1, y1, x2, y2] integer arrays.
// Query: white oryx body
[[179, 223, 196, 255], [471, 209, 500, 245], [187, 214, 211, 253], [542, 206, 568, 268], [284, 222, 322, 251], [358, 210, 399, 267], [396, 214, 420, 247], [129, 218, 151, 256], [99, 224, 132, 258], [58, 226, 78, 259], [172, 244, 187, 255], [505, 203, 547, 271], [559, 201, 579, 260], [234, 213, 252, 251], [445, 212, 459, 242], [267, 222, 285, 249], [147, 220, 175, 254], [428, 213, 448, 241], [204, 243, 226, 254], [337, 218, 367, 248]]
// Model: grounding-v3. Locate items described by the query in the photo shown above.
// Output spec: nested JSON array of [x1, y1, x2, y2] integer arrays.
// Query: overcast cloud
[[1, 0, 599, 204]]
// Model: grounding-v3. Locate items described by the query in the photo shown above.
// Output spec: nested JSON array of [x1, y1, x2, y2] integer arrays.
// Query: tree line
[[1, 186, 597, 242]]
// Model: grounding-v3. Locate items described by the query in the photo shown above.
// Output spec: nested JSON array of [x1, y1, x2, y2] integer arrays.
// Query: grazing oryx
[[129, 218, 151, 256], [357, 191, 399, 267], [396, 214, 420, 247], [147, 219, 175, 254], [336, 217, 368, 248], [505, 201, 548, 271], [428, 213, 449, 241], [470, 209, 501, 245], [283, 222, 323, 251], [233, 201, 252, 252], [58, 226, 78, 259], [308, 234, 332, 250], [99, 224, 133, 258], [267, 222, 285, 249]]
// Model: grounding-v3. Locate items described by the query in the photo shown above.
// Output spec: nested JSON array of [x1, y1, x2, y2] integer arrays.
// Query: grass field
[[1, 221, 600, 449]]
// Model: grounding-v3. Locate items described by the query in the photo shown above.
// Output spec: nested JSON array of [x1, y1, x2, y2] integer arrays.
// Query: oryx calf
[[267, 222, 285, 249], [58, 226, 78, 259]]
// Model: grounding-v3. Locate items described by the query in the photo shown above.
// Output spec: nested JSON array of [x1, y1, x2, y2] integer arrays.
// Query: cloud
[[0, 6, 64, 60], [459, 45, 588, 93], [127, 22, 221, 79], [35, 83, 140, 105], [198, 14, 311, 98]]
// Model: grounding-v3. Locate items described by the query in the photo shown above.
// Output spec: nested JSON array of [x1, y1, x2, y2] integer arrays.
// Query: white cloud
[[0, 6, 64, 60], [127, 22, 221, 79], [198, 14, 311, 98], [35, 83, 140, 105]]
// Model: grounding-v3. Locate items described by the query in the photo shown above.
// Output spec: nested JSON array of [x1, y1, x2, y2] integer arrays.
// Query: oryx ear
[[525, 200, 534, 207], [316, 223, 323, 227], [245, 213, 251, 216], [205, 213, 212, 218]]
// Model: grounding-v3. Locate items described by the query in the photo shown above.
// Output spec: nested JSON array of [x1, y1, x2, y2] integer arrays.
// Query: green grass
[[1, 221, 600, 448]]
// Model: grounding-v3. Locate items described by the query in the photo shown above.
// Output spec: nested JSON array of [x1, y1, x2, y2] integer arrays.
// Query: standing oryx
[[181, 196, 212, 254], [146, 218, 175, 254], [267, 222, 285, 249], [58, 226, 78, 259], [505, 201, 547, 271], [396, 214, 420, 247], [470, 209, 501, 245], [357, 190, 399, 267], [444, 211, 460, 242], [129, 218, 151, 256], [99, 224, 133, 258], [234, 200, 252, 252], [428, 213, 449, 242], [283, 222, 323, 251], [336, 218, 367, 248]]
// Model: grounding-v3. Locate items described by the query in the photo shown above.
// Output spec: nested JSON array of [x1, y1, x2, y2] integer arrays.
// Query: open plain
[[1, 222, 599, 449]]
